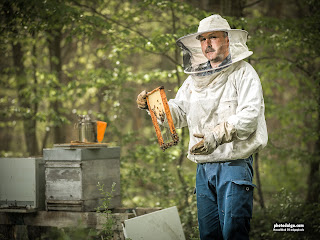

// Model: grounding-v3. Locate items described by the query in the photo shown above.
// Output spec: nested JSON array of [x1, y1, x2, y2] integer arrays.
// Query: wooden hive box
[[43, 146, 121, 212]]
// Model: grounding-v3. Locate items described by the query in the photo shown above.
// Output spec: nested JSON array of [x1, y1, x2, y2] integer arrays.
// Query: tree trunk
[[12, 40, 39, 156], [254, 152, 265, 208], [220, 0, 245, 17], [4, 1, 39, 156], [306, 161, 320, 203], [266, 0, 283, 17], [47, 26, 66, 144], [184, 0, 220, 12], [306, 95, 320, 203]]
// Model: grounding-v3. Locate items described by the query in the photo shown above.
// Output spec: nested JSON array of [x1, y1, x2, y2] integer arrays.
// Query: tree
[[245, 0, 320, 203], [1, 1, 40, 155]]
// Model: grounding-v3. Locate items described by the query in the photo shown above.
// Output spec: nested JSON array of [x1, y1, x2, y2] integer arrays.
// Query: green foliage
[[96, 182, 116, 240], [42, 225, 97, 240], [122, 139, 184, 206], [251, 189, 320, 240], [1, 0, 320, 238], [120, 129, 198, 237]]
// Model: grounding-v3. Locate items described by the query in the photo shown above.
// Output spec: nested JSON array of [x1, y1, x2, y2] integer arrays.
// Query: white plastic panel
[[0, 158, 43, 208], [123, 206, 186, 240]]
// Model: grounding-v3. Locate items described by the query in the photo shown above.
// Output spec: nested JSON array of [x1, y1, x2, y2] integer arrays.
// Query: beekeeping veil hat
[[177, 14, 252, 75]]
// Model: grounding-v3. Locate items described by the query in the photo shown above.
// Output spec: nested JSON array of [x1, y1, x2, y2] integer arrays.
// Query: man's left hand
[[190, 133, 218, 155]]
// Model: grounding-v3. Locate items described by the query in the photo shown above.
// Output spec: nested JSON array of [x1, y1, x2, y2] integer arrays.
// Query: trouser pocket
[[231, 180, 256, 218]]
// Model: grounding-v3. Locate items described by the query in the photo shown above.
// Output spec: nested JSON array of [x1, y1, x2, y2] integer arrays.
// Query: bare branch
[[70, 0, 149, 40], [251, 56, 313, 77], [244, 0, 263, 8], [70, 0, 179, 66]]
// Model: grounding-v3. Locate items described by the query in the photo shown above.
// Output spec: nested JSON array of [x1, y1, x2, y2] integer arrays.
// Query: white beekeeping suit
[[168, 15, 268, 163]]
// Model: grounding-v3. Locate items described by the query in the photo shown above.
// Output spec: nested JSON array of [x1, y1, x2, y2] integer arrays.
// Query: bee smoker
[[77, 115, 97, 143]]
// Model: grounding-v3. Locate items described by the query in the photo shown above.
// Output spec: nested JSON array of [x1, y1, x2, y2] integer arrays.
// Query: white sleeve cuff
[[227, 115, 239, 127]]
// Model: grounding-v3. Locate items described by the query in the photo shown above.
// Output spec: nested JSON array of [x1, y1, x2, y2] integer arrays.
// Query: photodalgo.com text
[[273, 223, 304, 232]]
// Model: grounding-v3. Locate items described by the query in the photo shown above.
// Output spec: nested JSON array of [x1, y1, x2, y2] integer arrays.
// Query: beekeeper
[[137, 14, 268, 240]]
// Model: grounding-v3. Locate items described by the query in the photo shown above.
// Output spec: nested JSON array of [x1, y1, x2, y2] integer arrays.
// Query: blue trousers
[[196, 156, 255, 240]]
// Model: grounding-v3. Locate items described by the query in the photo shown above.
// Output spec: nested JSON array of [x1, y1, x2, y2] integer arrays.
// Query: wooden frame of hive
[[146, 86, 179, 151]]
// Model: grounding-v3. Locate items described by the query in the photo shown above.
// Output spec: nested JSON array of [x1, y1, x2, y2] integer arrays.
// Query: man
[[137, 15, 268, 240]]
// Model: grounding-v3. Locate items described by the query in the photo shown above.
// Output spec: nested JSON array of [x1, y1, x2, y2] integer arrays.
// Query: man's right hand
[[136, 90, 148, 109]]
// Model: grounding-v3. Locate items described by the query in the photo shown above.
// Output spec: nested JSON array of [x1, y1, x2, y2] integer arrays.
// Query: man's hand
[[136, 90, 148, 109], [190, 122, 236, 155], [190, 134, 206, 155], [190, 133, 218, 155]]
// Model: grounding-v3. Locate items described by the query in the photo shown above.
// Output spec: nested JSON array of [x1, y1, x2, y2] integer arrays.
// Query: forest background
[[0, 0, 319, 239]]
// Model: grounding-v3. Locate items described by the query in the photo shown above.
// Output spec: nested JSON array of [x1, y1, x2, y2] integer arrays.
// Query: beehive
[[43, 146, 121, 212]]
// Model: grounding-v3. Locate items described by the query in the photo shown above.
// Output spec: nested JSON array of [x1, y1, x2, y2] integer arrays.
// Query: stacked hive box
[[43, 146, 121, 212]]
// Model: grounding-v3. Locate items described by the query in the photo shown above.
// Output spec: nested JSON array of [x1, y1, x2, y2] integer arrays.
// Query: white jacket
[[168, 60, 268, 163]]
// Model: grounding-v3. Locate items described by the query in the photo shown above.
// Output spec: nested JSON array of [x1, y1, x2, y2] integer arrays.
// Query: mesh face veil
[[176, 15, 253, 76]]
